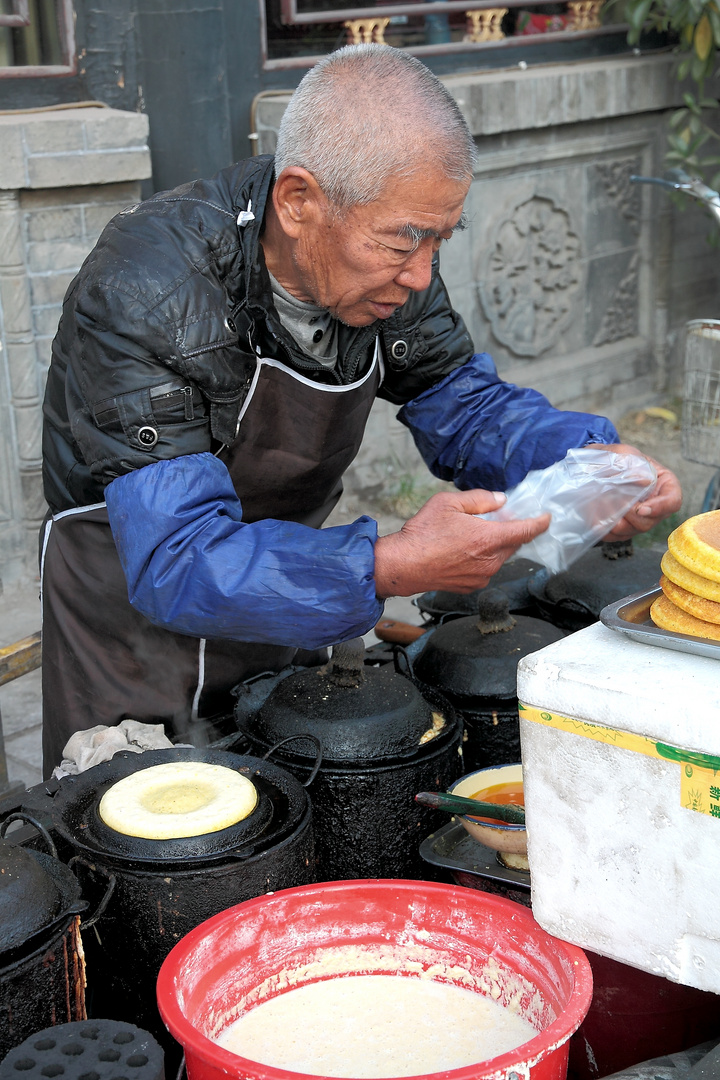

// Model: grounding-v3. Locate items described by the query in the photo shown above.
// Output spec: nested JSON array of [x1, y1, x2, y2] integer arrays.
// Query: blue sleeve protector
[[398, 353, 620, 492], [105, 452, 383, 649]]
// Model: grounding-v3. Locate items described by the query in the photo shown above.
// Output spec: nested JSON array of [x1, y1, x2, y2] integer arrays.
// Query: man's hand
[[585, 442, 682, 542], [374, 489, 550, 599]]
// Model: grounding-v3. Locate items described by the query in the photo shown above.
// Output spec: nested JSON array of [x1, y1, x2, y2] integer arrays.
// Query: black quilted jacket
[[42, 155, 474, 513]]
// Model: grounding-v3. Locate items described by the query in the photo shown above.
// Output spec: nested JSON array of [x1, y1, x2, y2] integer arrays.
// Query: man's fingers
[[520, 511, 551, 542], [485, 512, 551, 553], [452, 488, 508, 515], [374, 491, 549, 598], [584, 442, 683, 540]]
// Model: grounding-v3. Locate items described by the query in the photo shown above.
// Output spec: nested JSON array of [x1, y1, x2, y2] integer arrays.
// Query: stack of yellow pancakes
[[651, 510, 720, 640]]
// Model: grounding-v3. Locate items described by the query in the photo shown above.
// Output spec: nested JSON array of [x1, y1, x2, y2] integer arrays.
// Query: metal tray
[[419, 820, 530, 890], [600, 587, 720, 660]]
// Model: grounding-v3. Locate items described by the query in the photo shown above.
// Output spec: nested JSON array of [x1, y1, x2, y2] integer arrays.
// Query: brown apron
[[41, 344, 382, 775]]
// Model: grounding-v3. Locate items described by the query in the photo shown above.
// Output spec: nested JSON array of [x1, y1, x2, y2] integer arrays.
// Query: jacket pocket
[[93, 380, 206, 430], [87, 380, 210, 458]]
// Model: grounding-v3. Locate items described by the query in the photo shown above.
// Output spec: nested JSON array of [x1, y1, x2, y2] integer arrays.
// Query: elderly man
[[41, 44, 680, 775]]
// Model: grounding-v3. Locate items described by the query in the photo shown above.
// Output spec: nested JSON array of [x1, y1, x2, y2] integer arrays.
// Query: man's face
[[286, 170, 470, 327]]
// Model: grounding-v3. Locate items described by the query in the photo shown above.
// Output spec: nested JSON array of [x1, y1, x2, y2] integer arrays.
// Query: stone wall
[[0, 106, 150, 587], [21, 182, 142, 368], [442, 54, 707, 413], [2, 57, 719, 584], [320, 55, 720, 517]]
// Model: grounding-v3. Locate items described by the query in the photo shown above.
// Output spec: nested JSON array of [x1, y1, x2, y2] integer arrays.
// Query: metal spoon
[[415, 790, 526, 825]]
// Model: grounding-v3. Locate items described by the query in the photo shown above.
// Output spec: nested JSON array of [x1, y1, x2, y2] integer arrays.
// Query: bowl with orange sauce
[[449, 763, 527, 868]]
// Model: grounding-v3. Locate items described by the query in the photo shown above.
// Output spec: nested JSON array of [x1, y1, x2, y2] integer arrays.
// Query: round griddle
[[49, 747, 288, 864]]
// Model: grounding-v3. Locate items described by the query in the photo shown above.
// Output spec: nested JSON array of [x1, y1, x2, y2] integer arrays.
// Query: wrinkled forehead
[[349, 174, 470, 239]]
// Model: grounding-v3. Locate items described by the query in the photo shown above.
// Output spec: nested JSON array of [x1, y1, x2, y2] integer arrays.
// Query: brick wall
[[0, 106, 150, 587], [21, 182, 141, 375]]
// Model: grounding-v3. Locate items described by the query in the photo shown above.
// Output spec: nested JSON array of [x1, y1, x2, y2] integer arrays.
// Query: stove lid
[[530, 541, 664, 626], [0, 841, 85, 956], [415, 558, 542, 619], [413, 590, 565, 699], [0, 840, 61, 952], [250, 639, 444, 763]]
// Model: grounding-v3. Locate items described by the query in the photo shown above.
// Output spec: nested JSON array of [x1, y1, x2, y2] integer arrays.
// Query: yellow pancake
[[651, 592, 720, 641], [660, 574, 720, 624], [98, 761, 257, 840], [660, 550, 720, 602], [667, 510, 720, 583]]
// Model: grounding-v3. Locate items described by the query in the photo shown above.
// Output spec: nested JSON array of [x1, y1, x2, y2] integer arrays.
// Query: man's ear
[[272, 167, 327, 239]]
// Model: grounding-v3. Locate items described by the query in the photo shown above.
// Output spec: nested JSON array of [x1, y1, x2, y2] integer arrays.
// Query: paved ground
[[0, 576, 42, 788], [1, 404, 714, 790]]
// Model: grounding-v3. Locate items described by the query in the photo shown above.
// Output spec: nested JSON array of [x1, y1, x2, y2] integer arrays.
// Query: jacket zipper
[[152, 385, 195, 420]]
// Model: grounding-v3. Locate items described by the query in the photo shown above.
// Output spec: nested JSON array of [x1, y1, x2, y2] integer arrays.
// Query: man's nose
[[394, 245, 434, 292]]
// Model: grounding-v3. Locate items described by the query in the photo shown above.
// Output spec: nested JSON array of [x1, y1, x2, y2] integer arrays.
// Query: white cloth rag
[[53, 719, 175, 778]]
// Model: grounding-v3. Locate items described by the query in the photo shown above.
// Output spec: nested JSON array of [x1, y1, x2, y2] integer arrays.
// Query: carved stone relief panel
[[466, 142, 647, 374], [593, 252, 639, 346], [592, 157, 642, 236], [586, 154, 642, 345], [0, 404, 16, 525], [477, 195, 583, 358]]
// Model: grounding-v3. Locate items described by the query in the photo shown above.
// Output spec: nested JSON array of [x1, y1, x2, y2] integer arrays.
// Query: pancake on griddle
[[99, 761, 258, 840]]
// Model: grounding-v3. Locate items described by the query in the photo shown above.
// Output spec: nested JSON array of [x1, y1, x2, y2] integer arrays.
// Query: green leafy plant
[[624, 0, 720, 185]]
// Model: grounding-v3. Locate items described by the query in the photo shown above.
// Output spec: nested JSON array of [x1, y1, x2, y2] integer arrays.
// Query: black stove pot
[[410, 590, 565, 772], [415, 558, 543, 623], [24, 746, 314, 1064], [236, 639, 464, 882], [528, 539, 663, 631], [0, 816, 87, 1058]]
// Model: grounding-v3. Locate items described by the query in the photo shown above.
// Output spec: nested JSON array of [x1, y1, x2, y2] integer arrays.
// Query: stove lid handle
[[0, 811, 58, 860], [262, 734, 323, 787], [67, 855, 117, 930]]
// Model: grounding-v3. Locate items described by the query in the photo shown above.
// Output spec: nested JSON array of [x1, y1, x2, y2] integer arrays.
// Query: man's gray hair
[[274, 44, 476, 209]]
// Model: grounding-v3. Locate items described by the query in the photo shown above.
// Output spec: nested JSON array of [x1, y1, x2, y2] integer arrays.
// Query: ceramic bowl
[[449, 763, 527, 858]]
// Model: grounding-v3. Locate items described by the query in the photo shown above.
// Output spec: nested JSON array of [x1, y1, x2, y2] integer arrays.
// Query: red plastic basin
[[157, 879, 593, 1080]]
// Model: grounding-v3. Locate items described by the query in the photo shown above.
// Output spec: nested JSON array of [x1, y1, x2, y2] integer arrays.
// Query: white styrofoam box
[[517, 621, 720, 994]]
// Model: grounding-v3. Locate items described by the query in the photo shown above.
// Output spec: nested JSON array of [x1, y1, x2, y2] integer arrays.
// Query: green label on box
[[681, 763, 720, 818], [519, 702, 720, 820]]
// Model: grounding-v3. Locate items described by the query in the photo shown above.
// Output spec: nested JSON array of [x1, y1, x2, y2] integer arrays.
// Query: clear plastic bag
[[478, 447, 657, 574]]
